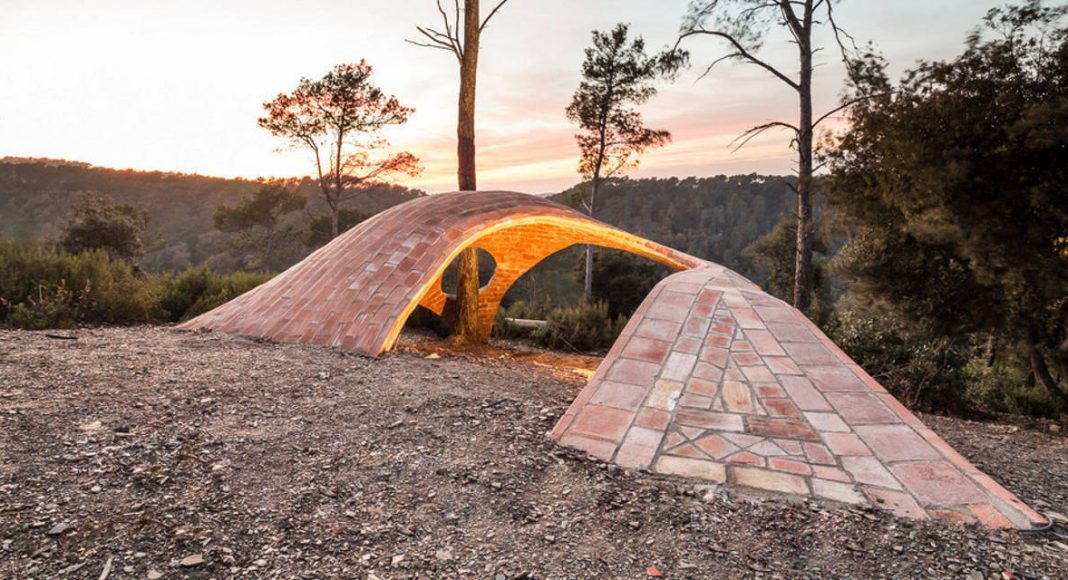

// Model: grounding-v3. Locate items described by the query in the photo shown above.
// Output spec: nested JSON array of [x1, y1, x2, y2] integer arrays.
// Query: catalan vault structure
[[180, 191, 1049, 530]]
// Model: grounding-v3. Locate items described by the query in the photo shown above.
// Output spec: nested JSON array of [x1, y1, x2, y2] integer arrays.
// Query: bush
[[0, 237, 271, 328], [495, 299, 627, 352]]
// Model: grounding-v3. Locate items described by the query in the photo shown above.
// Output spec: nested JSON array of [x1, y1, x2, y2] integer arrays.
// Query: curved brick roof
[[549, 265, 1049, 530], [181, 190, 1047, 530], [179, 191, 703, 354]]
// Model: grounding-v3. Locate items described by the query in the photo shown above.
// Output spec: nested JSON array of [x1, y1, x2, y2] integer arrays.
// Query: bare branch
[[677, 28, 799, 90], [812, 92, 890, 127], [729, 121, 799, 152], [480, 0, 510, 31], [695, 52, 742, 83]]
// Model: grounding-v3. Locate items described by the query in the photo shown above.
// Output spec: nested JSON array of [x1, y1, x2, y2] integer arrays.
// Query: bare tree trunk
[[330, 207, 340, 239], [792, 8, 815, 315], [583, 179, 598, 305], [453, 0, 482, 344], [1030, 341, 1068, 407]]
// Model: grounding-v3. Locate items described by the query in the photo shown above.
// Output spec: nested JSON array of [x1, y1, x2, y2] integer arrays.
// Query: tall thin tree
[[665, 0, 866, 314], [567, 23, 671, 304], [409, 0, 510, 343]]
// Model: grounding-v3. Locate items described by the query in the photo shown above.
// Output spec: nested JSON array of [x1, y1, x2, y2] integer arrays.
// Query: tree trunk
[[453, 0, 482, 343], [792, 13, 815, 315], [583, 179, 598, 305], [1030, 341, 1068, 407], [330, 207, 340, 239]]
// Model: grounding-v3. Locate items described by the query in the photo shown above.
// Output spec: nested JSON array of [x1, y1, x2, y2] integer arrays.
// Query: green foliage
[[826, 1, 1068, 407], [59, 193, 151, 263], [0, 236, 270, 328], [495, 300, 627, 352], [303, 208, 371, 249], [746, 214, 836, 325], [590, 250, 668, 317], [214, 182, 306, 269], [158, 267, 273, 322]]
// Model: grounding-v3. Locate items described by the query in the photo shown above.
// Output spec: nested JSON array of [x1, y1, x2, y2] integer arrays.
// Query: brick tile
[[704, 334, 732, 349], [661, 352, 698, 381], [749, 440, 787, 456], [766, 321, 816, 343], [634, 407, 671, 430], [589, 380, 649, 411], [634, 318, 683, 341], [732, 466, 809, 495], [741, 365, 776, 383], [755, 384, 786, 398], [778, 376, 832, 411], [773, 439, 805, 455], [722, 381, 755, 413], [969, 504, 1015, 529], [726, 451, 765, 467], [569, 405, 633, 442], [732, 308, 765, 329], [644, 380, 683, 410], [925, 508, 976, 524], [747, 417, 820, 441], [765, 356, 803, 375], [676, 409, 745, 432], [620, 337, 673, 364], [683, 314, 712, 337], [804, 366, 867, 392], [696, 346, 730, 367], [782, 342, 839, 366], [656, 456, 726, 482], [686, 378, 718, 398], [754, 305, 796, 323], [803, 411, 850, 433], [854, 425, 942, 461], [723, 433, 764, 448], [607, 358, 661, 386], [768, 457, 812, 475], [825, 393, 900, 425], [645, 302, 690, 323], [862, 487, 928, 520], [812, 479, 865, 505], [559, 433, 617, 461], [803, 442, 838, 465], [615, 426, 664, 470], [673, 336, 703, 355], [841, 456, 903, 490], [890, 461, 987, 506], [813, 465, 853, 483], [731, 352, 763, 366], [693, 435, 739, 459], [822, 433, 873, 456], [679, 393, 714, 409], [691, 362, 724, 382], [764, 398, 802, 418], [745, 329, 787, 356]]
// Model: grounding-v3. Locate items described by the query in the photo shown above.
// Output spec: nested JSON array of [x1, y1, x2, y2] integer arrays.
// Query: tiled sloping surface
[[548, 265, 1050, 530], [179, 191, 703, 354]]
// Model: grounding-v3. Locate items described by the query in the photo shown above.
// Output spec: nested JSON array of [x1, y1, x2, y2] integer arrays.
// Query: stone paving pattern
[[549, 264, 1050, 530], [181, 191, 1047, 530]]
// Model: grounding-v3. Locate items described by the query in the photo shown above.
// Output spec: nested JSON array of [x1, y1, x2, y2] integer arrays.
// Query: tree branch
[[729, 121, 799, 152], [677, 28, 799, 90], [812, 92, 890, 127], [480, 0, 510, 31]]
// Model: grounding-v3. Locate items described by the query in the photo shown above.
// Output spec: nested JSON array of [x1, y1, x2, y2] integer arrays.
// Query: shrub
[[495, 299, 627, 352], [159, 267, 272, 322]]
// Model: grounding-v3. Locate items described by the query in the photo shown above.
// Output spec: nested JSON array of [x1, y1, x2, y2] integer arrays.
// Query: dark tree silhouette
[[408, 0, 510, 344], [213, 183, 306, 268], [259, 61, 421, 240], [59, 193, 151, 264], [567, 23, 670, 304]]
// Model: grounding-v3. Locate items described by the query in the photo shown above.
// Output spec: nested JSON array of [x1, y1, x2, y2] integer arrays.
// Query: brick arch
[[179, 191, 704, 355]]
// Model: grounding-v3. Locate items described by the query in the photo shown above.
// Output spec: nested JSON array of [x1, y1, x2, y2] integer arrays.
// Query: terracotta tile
[[803, 442, 838, 465], [620, 337, 673, 364], [691, 362, 724, 382], [841, 456, 903, 490], [862, 487, 929, 520], [694, 435, 739, 459], [745, 329, 787, 356], [722, 381, 755, 413], [766, 321, 817, 343], [822, 433, 873, 456], [615, 426, 664, 470], [890, 461, 987, 506], [968, 504, 1014, 529], [644, 380, 683, 410], [773, 438, 805, 455], [768, 457, 812, 475], [559, 433, 617, 461], [679, 393, 714, 409], [825, 393, 900, 425], [723, 432, 764, 448], [661, 352, 698, 381], [813, 465, 852, 483], [764, 398, 802, 418], [748, 417, 820, 441], [569, 405, 633, 442], [607, 358, 661, 386], [731, 352, 763, 366], [732, 308, 765, 329], [741, 365, 776, 383], [726, 451, 766, 467], [673, 336, 703, 355], [804, 366, 868, 392], [812, 479, 866, 505], [635, 407, 671, 431], [655, 456, 726, 482], [749, 440, 788, 456], [782, 342, 839, 366], [778, 376, 832, 412], [854, 425, 942, 461], [686, 378, 718, 398], [590, 381, 649, 411], [755, 384, 787, 398], [803, 411, 851, 433], [765, 356, 803, 376], [732, 466, 809, 495], [676, 409, 745, 432], [634, 318, 683, 341]]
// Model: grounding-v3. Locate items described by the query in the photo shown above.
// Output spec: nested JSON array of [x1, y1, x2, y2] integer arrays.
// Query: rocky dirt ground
[[1, 326, 1067, 579]]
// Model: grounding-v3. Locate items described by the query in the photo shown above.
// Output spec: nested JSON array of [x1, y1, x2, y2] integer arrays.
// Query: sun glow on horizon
[[0, 0, 1005, 194]]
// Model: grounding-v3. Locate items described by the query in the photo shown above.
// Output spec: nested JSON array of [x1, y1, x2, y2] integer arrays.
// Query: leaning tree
[[567, 23, 670, 304], [259, 61, 421, 240], [408, 0, 510, 344], [665, 0, 869, 314]]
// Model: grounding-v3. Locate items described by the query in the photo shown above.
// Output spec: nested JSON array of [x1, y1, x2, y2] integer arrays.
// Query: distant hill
[[0, 159, 424, 270]]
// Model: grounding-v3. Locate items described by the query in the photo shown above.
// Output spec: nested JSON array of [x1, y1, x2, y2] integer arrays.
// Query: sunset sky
[[1, 0, 1006, 193]]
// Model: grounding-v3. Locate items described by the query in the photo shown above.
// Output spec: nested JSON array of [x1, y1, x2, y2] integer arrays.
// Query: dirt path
[[1, 326, 1067, 579]]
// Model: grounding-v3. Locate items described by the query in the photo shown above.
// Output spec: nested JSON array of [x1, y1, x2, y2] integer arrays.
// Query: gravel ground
[[1, 326, 1067, 579]]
